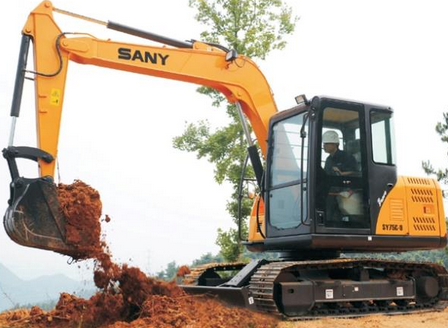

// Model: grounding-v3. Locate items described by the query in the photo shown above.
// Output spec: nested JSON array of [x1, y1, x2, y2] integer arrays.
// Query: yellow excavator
[[3, 1, 448, 318]]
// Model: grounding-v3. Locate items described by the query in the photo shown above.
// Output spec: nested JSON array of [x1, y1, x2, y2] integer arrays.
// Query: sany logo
[[377, 190, 387, 208], [118, 48, 169, 65]]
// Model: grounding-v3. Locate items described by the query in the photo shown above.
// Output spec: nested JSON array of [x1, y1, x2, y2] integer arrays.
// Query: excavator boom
[[4, 1, 276, 254]]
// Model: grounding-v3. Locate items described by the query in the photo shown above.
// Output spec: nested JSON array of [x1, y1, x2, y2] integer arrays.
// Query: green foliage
[[174, 118, 248, 185], [155, 253, 223, 281], [156, 255, 227, 281], [174, 0, 297, 262], [241, 248, 279, 262], [349, 249, 448, 269], [191, 252, 224, 267], [156, 261, 179, 281], [189, 0, 297, 60], [422, 113, 448, 257], [11, 300, 57, 311], [422, 112, 448, 189], [215, 227, 243, 262]]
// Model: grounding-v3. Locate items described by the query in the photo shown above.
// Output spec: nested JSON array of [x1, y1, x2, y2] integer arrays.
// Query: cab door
[[266, 109, 310, 238], [313, 99, 371, 234]]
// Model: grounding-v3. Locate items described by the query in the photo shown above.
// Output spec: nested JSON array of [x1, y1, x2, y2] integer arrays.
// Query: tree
[[191, 252, 224, 267], [156, 261, 179, 281], [173, 0, 297, 262], [422, 112, 448, 194], [422, 112, 448, 263]]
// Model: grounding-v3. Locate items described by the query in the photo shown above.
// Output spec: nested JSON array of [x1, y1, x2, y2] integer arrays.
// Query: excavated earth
[[0, 180, 277, 328], [1, 180, 447, 328], [57, 180, 103, 259]]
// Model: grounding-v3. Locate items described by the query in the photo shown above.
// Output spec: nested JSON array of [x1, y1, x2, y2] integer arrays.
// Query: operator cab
[[259, 96, 397, 253]]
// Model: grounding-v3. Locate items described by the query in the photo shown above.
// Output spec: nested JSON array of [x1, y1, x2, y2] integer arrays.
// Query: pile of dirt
[[0, 260, 277, 328], [0, 180, 278, 328], [57, 180, 103, 259], [176, 265, 191, 278]]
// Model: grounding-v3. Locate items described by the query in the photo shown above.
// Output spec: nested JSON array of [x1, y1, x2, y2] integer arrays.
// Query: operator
[[322, 130, 357, 176], [321, 130, 358, 223]]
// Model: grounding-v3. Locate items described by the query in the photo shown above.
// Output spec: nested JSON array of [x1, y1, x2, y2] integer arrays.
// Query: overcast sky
[[1, 0, 447, 281]]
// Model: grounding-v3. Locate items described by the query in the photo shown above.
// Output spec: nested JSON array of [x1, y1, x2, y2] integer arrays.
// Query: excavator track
[[248, 258, 448, 319], [183, 262, 247, 286]]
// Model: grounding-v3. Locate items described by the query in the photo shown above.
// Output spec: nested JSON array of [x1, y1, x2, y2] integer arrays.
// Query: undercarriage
[[181, 259, 448, 319]]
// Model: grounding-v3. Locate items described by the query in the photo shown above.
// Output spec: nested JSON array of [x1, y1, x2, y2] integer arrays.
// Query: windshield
[[270, 113, 308, 187], [269, 112, 308, 230]]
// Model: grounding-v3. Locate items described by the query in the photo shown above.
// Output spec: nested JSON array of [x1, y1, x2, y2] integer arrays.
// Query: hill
[[0, 263, 95, 311]]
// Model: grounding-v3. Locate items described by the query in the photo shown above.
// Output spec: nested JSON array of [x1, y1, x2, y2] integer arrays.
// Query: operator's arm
[[330, 151, 358, 176]]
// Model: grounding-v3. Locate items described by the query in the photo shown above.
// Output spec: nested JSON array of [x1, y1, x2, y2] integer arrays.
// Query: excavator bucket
[[3, 34, 92, 257], [3, 147, 84, 257], [4, 177, 75, 253]]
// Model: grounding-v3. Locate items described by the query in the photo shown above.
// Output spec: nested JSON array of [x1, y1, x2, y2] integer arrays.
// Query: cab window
[[371, 110, 396, 165]]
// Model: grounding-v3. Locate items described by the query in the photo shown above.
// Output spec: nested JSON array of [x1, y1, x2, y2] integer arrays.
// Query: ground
[[279, 306, 448, 328], [1, 305, 447, 328]]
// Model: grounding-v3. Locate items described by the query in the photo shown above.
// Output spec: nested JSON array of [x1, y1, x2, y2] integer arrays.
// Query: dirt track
[[278, 306, 448, 328], [1, 305, 447, 328]]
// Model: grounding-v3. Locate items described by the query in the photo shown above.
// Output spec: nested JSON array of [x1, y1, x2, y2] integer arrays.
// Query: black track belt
[[248, 258, 448, 319]]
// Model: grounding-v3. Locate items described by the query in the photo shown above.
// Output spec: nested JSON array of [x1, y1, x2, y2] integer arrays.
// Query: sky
[[0, 0, 447, 282]]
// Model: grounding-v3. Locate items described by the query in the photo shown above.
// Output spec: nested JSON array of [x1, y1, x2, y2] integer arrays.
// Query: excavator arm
[[4, 1, 276, 255], [23, 1, 276, 177]]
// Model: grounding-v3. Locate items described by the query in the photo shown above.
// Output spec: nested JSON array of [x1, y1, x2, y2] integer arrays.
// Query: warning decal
[[50, 89, 62, 106]]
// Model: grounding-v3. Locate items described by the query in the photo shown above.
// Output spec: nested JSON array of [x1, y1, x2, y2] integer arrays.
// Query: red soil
[[57, 180, 103, 259], [176, 265, 191, 277], [0, 180, 278, 328]]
